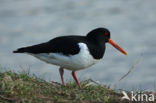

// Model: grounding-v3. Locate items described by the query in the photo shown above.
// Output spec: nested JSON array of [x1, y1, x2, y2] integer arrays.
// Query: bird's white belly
[[29, 43, 100, 71]]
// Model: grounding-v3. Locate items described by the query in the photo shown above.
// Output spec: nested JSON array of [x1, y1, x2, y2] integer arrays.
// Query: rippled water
[[0, 0, 156, 90]]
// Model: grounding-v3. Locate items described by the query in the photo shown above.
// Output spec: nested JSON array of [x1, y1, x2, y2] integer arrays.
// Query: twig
[[0, 94, 17, 101], [111, 57, 143, 89], [37, 95, 53, 101], [50, 81, 62, 86]]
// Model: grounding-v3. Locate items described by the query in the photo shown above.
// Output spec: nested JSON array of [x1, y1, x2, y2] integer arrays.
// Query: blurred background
[[0, 0, 156, 91]]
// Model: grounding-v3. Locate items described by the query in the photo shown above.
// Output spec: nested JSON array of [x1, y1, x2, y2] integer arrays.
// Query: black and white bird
[[13, 28, 127, 88]]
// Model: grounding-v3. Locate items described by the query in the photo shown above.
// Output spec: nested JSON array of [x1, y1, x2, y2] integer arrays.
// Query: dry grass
[[0, 71, 122, 103]]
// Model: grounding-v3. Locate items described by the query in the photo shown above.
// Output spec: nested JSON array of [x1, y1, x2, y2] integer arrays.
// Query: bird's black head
[[86, 27, 127, 55], [86, 28, 111, 43]]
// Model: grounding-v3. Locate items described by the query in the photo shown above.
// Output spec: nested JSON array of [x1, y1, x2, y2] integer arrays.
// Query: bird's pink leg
[[59, 67, 65, 86], [72, 71, 81, 88]]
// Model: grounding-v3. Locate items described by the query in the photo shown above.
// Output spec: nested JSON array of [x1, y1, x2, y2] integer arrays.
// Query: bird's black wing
[[13, 36, 85, 56]]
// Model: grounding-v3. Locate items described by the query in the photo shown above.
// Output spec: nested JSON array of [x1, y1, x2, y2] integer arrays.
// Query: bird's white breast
[[29, 43, 100, 71]]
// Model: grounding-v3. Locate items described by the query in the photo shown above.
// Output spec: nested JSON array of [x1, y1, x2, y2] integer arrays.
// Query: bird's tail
[[13, 47, 27, 53]]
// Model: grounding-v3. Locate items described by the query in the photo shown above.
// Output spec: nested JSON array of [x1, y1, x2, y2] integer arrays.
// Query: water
[[0, 0, 156, 90]]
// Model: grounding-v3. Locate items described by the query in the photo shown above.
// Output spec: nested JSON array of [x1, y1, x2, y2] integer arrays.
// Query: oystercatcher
[[13, 28, 127, 88]]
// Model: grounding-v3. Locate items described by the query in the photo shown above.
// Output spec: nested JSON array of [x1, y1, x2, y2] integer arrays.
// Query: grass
[[0, 71, 155, 103]]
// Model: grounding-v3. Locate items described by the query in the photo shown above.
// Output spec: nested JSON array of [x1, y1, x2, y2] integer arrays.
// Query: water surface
[[0, 0, 156, 90]]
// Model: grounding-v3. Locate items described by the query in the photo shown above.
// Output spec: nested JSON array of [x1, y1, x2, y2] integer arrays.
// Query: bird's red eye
[[105, 32, 108, 36]]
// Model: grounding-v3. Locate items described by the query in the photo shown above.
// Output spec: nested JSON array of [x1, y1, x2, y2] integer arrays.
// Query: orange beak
[[108, 39, 127, 55]]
